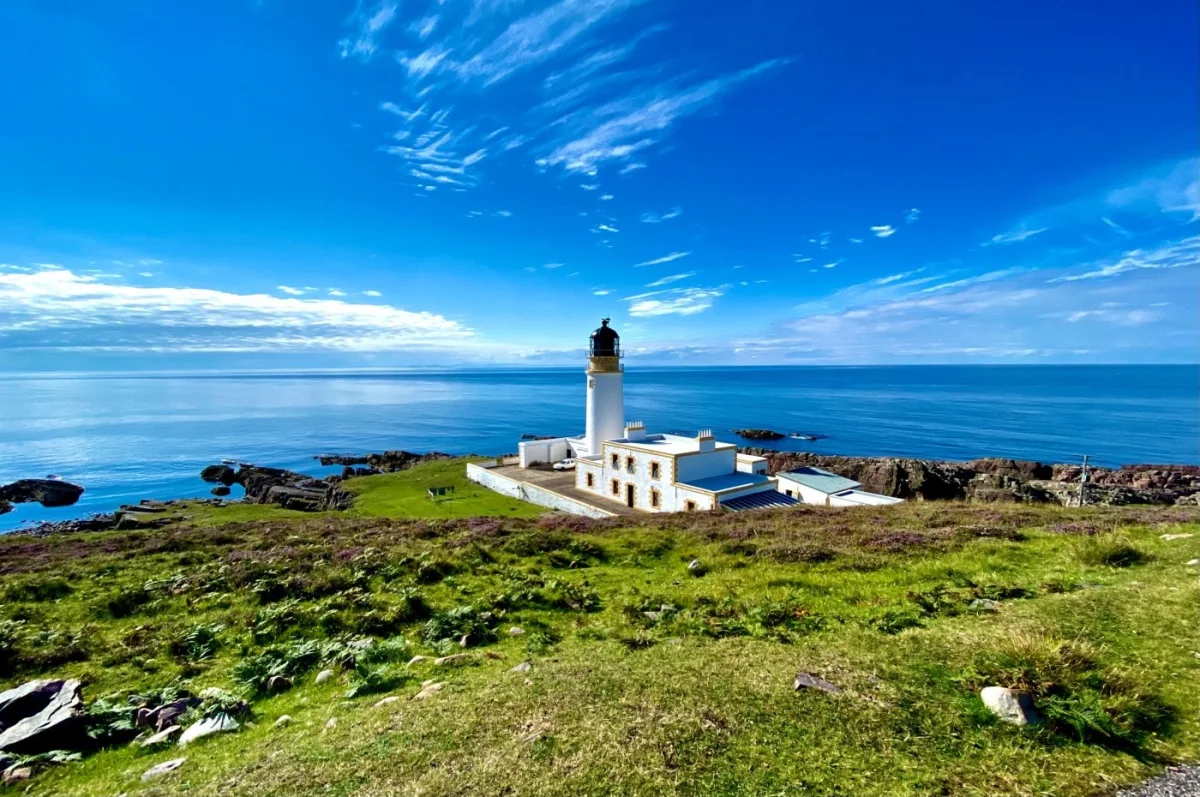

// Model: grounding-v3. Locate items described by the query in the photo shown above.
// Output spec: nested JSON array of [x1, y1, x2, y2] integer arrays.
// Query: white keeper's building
[[493, 319, 798, 514]]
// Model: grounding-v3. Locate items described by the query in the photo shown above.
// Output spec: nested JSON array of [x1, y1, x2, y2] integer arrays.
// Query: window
[[586, 472, 594, 489], [785, 489, 794, 498], [611, 479, 619, 496], [625, 456, 635, 473], [685, 500, 697, 512], [650, 461, 661, 479], [610, 453, 619, 468], [650, 489, 661, 509]]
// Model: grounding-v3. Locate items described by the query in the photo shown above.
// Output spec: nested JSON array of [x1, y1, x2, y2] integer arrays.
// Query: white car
[[552, 458, 576, 471]]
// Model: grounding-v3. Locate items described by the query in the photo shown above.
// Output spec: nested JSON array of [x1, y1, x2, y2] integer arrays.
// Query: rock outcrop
[[742, 451, 1200, 506], [0, 479, 85, 514], [200, 464, 353, 512], [732, 429, 786, 441], [315, 450, 454, 474], [0, 679, 85, 756]]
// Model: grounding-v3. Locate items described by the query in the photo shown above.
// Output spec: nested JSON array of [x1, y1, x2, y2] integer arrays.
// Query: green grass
[[0, 478, 1197, 796], [341, 458, 545, 519]]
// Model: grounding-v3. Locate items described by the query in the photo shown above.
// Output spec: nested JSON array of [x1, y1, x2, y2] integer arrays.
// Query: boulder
[[142, 758, 186, 781], [0, 679, 85, 755], [980, 686, 1039, 726], [508, 627, 525, 636], [0, 501, 11, 515], [316, 450, 454, 473], [314, 669, 335, 685], [210, 486, 231, 497], [0, 479, 84, 509], [373, 696, 400, 708], [0, 679, 67, 730], [732, 429, 785, 441], [511, 661, 532, 673], [177, 712, 239, 747], [793, 672, 843, 694], [273, 715, 292, 729], [968, 598, 999, 612], [2, 766, 32, 786], [199, 465, 237, 486], [433, 653, 473, 667], [266, 675, 292, 693]]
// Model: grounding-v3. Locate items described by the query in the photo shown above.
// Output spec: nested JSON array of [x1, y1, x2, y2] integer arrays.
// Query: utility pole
[[1078, 454, 1090, 507]]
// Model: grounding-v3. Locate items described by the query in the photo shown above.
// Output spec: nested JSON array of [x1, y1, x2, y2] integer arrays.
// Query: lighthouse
[[582, 318, 625, 456]]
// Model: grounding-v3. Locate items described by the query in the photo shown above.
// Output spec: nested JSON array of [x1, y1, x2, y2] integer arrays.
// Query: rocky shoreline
[[6, 449, 1200, 537], [742, 450, 1200, 506]]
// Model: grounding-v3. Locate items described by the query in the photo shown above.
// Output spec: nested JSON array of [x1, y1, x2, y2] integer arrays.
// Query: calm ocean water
[[1, 365, 1196, 531]]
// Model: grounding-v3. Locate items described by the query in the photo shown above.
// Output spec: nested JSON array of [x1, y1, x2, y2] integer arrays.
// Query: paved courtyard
[[488, 463, 640, 516]]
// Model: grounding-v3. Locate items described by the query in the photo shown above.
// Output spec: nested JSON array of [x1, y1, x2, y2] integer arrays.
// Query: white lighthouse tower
[[582, 318, 624, 456]]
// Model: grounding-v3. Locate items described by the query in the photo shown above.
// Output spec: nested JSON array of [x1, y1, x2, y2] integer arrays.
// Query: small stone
[[980, 686, 1040, 726], [325, 717, 337, 730], [315, 669, 335, 685], [412, 682, 443, 701], [508, 627, 525, 636], [1186, 559, 1199, 567], [373, 696, 400, 708], [433, 653, 472, 666], [421, 679, 435, 687], [511, 661, 532, 673], [1161, 533, 1194, 541], [687, 559, 707, 577], [2, 767, 32, 786], [273, 715, 292, 729], [968, 598, 999, 612], [793, 672, 843, 694], [459, 634, 471, 648], [140, 725, 181, 747], [407, 656, 428, 666], [141, 758, 186, 781]]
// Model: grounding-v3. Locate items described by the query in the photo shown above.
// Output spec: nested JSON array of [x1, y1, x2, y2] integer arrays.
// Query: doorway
[[625, 484, 635, 508]]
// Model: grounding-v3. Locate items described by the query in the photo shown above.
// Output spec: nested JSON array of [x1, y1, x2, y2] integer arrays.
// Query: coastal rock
[[315, 450, 454, 473], [199, 465, 237, 486], [0, 501, 11, 516], [0, 680, 68, 730], [0, 479, 84, 509], [2, 766, 32, 786], [210, 486, 231, 497], [412, 682, 443, 700], [732, 429, 785, 441], [741, 450, 1200, 507], [980, 686, 1039, 726], [0, 679, 85, 755], [314, 669, 335, 685]]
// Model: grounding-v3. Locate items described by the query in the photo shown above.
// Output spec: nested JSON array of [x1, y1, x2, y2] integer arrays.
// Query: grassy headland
[[0, 459, 1197, 796]]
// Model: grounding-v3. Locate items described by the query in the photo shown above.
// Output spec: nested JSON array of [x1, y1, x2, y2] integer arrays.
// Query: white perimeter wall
[[466, 463, 616, 519], [519, 437, 573, 468]]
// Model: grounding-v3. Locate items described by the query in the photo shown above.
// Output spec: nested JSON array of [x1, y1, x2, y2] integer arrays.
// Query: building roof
[[607, 433, 736, 456], [735, 453, 768, 462], [678, 471, 772, 494], [722, 490, 799, 512], [832, 489, 904, 506], [777, 466, 862, 494]]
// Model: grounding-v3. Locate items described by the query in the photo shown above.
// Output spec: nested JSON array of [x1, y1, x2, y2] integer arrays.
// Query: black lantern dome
[[589, 318, 620, 357]]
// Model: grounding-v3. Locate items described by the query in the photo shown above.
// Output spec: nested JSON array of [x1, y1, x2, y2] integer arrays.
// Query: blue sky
[[0, 0, 1196, 370]]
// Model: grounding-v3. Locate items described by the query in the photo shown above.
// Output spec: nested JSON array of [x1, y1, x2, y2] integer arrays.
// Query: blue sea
[[1, 365, 1197, 531]]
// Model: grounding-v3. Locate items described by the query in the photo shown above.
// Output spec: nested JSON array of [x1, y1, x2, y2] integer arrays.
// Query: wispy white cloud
[[619, 162, 646, 175], [580, 183, 599, 191], [593, 223, 619, 233], [624, 285, 726, 317], [823, 260, 842, 269], [905, 208, 921, 224], [870, 225, 896, 238], [338, 1, 398, 61], [634, 250, 691, 267], [329, 289, 347, 297], [645, 272, 694, 287], [592, 289, 612, 296], [493, 209, 513, 217], [409, 14, 438, 40], [599, 194, 614, 201], [543, 262, 565, 269], [540, 58, 790, 173], [1049, 235, 1199, 282], [0, 266, 470, 353], [1101, 217, 1132, 236], [986, 226, 1048, 245], [640, 206, 682, 224], [278, 285, 307, 295], [1106, 156, 1200, 220], [363, 290, 383, 297]]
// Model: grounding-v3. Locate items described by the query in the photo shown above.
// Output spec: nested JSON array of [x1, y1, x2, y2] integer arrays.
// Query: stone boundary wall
[[465, 463, 616, 519]]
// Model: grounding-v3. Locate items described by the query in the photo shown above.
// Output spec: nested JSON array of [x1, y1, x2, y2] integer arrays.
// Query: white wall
[[776, 475, 830, 506], [466, 463, 616, 519], [674, 449, 736, 483], [519, 438, 572, 468], [590, 443, 679, 511], [674, 486, 716, 511]]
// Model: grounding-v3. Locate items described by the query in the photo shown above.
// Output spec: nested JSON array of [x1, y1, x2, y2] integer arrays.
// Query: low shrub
[[422, 605, 497, 647], [4, 576, 73, 603], [168, 622, 225, 662], [1076, 534, 1146, 568]]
